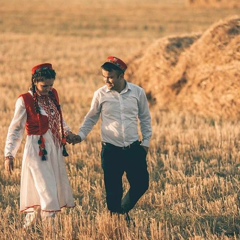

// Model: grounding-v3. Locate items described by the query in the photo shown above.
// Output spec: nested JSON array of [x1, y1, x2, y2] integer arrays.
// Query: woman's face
[[35, 78, 55, 95]]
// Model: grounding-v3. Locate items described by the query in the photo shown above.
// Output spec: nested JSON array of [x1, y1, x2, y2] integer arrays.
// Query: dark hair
[[32, 68, 56, 83], [30, 67, 56, 113], [101, 62, 124, 76], [30, 68, 56, 92]]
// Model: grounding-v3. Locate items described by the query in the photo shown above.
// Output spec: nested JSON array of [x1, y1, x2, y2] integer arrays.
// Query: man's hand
[[66, 133, 82, 145], [5, 156, 14, 175]]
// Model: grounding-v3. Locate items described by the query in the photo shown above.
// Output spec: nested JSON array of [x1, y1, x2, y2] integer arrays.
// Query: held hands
[[5, 156, 14, 175], [66, 132, 82, 145]]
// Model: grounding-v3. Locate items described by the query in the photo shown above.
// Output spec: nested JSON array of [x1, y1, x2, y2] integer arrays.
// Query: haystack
[[126, 15, 240, 120], [126, 34, 200, 105]]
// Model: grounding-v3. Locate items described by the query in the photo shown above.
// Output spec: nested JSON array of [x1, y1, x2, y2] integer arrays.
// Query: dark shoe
[[125, 212, 135, 227]]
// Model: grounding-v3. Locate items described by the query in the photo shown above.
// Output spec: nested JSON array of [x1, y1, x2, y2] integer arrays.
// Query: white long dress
[[4, 92, 75, 213]]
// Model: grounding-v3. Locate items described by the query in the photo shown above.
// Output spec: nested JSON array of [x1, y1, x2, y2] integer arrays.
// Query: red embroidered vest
[[20, 89, 59, 135]]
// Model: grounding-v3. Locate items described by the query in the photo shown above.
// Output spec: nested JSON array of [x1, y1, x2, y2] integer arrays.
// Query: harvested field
[[1, 0, 240, 239]]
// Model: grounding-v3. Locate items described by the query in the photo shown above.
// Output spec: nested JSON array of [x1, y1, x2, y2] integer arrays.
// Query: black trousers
[[101, 141, 149, 214]]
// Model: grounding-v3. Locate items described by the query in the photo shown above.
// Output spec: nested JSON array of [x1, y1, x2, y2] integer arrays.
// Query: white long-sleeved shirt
[[79, 82, 152, 147]]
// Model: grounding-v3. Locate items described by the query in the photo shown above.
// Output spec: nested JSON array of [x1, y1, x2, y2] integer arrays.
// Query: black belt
[[102, 140, 141, 150]]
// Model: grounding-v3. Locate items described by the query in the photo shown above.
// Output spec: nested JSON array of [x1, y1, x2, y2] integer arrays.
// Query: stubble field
[[1, 0, 240, 239]]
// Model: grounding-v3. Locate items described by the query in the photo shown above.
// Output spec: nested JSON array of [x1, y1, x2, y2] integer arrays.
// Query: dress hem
[[20, 203, 76, 213]]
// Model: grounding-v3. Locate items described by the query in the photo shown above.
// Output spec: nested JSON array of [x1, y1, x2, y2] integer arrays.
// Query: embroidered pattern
[[38, 95, 61, 146]]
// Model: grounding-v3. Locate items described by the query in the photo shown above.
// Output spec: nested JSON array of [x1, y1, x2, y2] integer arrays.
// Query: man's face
[[102, 69, 122, 91]]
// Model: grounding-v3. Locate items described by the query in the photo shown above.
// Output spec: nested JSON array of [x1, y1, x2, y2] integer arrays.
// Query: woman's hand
[[5, 156, 14, 174]]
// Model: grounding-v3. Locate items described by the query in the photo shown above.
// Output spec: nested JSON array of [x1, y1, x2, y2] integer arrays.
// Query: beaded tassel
[[46, 90, 69, 158], [38, 135, 47, 160], [62, 137, 69, 157], [49, 91, 69, 158], [34, 91, 48, 161]]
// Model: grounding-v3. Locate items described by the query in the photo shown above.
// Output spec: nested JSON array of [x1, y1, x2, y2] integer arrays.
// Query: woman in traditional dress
[[4, 63, 75, 227]]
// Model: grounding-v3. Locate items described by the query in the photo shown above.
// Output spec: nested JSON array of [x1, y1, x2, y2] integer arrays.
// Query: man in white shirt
[[68, 56, 152, 222]]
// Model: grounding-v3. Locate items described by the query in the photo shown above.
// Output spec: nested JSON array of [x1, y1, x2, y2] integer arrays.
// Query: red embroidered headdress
[[32, 63, 53, 75], [101, 56, 127, 72]]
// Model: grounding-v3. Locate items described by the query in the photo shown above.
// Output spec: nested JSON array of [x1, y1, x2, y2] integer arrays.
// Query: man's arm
[[78, 90, 101, 141], [138, 88, 152, 148]]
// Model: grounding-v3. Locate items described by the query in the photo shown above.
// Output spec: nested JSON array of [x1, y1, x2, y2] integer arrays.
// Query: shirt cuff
[[79, 132, 86, 141], [141, 139, 150, 147]]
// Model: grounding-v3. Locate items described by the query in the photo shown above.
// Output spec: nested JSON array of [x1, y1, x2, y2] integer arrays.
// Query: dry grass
[[1, 0, 240, 239], [187, 0, 240, 8]]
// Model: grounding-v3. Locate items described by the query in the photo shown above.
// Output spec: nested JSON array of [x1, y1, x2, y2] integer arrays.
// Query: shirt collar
[[105, 81, 131, 93]]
